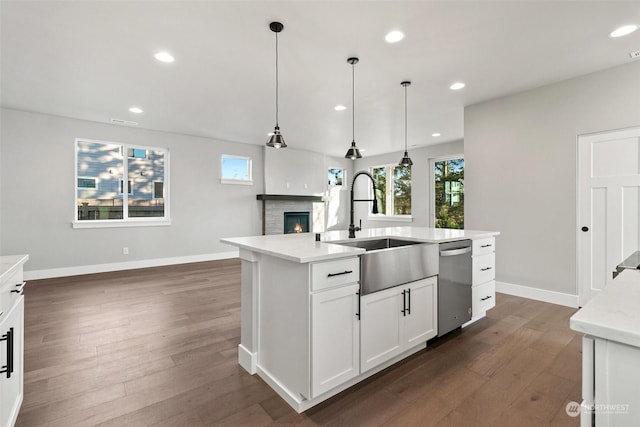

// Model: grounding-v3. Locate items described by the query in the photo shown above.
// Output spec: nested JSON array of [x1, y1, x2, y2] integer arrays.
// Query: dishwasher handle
[[439, 247, 472, 257]]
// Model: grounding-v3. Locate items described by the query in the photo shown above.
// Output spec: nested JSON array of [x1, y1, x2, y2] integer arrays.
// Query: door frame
[[576, 125, 640, 307], [429, 154, 464, 227]]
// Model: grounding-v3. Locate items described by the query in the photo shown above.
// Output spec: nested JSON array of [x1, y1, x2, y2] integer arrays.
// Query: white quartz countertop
[[570, 269, 640, 348], [0, 254, 29, 282], [221, 227, 499, 263]]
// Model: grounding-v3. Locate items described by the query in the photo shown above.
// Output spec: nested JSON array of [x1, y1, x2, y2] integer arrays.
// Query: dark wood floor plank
[[16, 260, 581, 427]]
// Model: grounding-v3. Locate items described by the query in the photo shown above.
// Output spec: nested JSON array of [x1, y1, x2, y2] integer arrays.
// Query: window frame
[[429, 154, 464, 228], [77, 176, 98, 189], [368, 163, 413, 222], [73, 138, 171, 228], [220, 154, 253, 185]]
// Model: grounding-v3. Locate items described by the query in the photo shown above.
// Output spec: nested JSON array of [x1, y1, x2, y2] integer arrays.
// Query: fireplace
[[284, 212, 310, 234]]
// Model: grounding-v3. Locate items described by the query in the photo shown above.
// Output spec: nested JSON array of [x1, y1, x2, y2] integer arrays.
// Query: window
[[119, 180, 133, 195], [328, 168, 345, 186], [75, 138, 169, 226], [77, 177, 97, 189], [221, 155, 252, 184], [154, 181, 164, 199], [371, 164, 412, 218], [433, 157, 464, 229]]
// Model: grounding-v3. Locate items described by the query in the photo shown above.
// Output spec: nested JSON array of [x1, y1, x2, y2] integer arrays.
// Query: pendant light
[[344, 57, 362, 160], [398, 81, 413, 166], [266, 22, 287, 148]]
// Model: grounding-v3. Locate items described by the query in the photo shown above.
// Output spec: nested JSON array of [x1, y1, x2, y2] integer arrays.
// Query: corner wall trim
[[495, 281, 579, 308], [24, 250, 240, 281]]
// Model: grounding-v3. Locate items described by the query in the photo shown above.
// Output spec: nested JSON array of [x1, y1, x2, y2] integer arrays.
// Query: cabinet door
[[402, 277, 438, 348], [360, 287, 403, 373], [0, 296, 24, 427], [311, 284, 359, 398]]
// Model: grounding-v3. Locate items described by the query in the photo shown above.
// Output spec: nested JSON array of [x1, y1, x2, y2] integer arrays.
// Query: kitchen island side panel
[[258, 255, 311, 400]]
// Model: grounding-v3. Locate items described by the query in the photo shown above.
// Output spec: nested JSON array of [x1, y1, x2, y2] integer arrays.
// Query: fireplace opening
[[284, 212, 310, 234]]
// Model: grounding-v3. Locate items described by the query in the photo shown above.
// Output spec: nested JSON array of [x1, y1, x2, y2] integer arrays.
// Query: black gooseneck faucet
[[349, 170, 379, 238]]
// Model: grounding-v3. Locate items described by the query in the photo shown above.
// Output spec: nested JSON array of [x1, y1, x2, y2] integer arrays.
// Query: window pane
[[127, 148, 147, 159], [372, 166, 386, 215], [77, 140, 123, 220], [328, 168, 344, 186], [393, 165, 412, 215], [434, 158, 464, 229], [221, 156, 251, 181], [128, 149, 165, 218]]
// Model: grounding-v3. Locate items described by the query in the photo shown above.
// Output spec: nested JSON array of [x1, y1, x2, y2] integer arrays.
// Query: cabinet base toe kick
[[255, 343, 427, 413]]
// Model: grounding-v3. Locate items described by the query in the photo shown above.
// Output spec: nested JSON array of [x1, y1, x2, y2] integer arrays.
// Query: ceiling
[[1, 1, 639, 158]]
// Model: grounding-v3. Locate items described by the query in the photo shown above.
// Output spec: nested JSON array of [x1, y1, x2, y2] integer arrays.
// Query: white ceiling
[[1, 1, 639, 158]]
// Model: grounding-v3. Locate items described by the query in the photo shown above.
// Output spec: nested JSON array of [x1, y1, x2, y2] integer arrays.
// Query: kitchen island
[[222, 226, 498, 412], [570, 268, 640, 426]]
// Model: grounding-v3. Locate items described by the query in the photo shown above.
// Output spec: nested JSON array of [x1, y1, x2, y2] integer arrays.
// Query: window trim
[[220, 154, 253, 185], [369, 163, 413, 220], [73, 138, 170, 228]]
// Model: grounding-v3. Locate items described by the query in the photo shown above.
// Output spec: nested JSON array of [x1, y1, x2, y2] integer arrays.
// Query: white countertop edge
[[570, 270, 640, 348], [0, 254, 30, 282]]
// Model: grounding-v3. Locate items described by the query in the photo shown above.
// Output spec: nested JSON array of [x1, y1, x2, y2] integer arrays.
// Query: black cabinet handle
[[11, 281, 26, 295], [407, 288, 411, 315], [356, 291, 360, 320], [480, 244, 493, 248], [481, 295, 493, 301], [581, 226, 589, 232], [480, 267, 493, 271], [0, 327, 14, 379], [401, 290, 406, 316], [327, 270, 353, 278]]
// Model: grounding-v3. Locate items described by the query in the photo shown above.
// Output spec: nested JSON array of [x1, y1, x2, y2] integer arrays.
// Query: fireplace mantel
[[256, 194, 323, 202]]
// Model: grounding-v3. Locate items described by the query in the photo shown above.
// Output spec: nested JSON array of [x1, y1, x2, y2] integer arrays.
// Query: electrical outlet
[[630, 50, 640, 59], [123, 247, 129, 255]]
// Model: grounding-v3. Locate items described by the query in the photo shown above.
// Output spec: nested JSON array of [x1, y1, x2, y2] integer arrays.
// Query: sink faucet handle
[[359, 219, 362, 230]]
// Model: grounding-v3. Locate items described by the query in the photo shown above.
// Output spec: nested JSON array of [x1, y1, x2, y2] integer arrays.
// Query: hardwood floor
[[16, 259, 582, 426]]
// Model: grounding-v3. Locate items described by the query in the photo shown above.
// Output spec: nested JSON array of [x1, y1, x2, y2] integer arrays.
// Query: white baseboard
[[24, 250, 239, 281], [496, 280, 579, 308]]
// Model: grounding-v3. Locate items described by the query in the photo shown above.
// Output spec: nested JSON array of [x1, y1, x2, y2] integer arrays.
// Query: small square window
[[127, 148, 147, 159], [154, 181, 164, 199], [221, 155, 252, 185], [328, 168, 345, 186]]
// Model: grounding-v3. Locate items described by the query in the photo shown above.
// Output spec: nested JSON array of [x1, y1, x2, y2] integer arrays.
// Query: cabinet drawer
[[473, 237, 495, 256], [0, 268, 24, 321], [473, 280, 495, 316], [311, 257, 360, 291], [472, 252, 495, 285]]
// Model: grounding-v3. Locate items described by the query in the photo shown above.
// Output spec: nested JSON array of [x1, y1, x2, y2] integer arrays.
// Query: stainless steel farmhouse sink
[[334, 238, 439, 294]]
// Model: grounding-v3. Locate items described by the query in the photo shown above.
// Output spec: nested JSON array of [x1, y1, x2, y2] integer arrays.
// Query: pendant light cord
[[275, 31, 279, 127], [404, 84, 408, 151], [351, 61, 355, 143]]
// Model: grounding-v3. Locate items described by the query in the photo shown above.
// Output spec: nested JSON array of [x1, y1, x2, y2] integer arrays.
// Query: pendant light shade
[[344, 57, 362, 160], [266, 21, 287, 148], [398, 81, 413, 166]]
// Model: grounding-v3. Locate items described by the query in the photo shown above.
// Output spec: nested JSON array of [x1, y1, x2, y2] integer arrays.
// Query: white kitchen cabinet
[[471, 238, 495, 317], [311, 283, 359, 397], [580, 335, 640, 426], [360, 276, 437, 373], [0, 255, 27, 427]]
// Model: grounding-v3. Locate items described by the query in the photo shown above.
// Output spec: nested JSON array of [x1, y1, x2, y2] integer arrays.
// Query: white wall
[[353, 140, 464, 229], [465, 61, 640, 298], [0, 108, 265, 276]]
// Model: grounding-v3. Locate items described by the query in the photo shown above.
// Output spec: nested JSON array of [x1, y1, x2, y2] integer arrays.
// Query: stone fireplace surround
[[257, 194, 323, 235]]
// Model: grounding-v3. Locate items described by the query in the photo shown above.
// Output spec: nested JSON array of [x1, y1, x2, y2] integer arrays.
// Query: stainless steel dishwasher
[[438, 240, 472, 336]]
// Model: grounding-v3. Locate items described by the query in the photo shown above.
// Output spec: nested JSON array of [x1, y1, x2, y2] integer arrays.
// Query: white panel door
[[402, 277, 437, 347], [360, 287, 402, 373], [578, 126, 640, 306]]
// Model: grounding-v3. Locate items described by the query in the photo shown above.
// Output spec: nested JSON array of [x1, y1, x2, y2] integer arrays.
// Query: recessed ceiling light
[[610, 24, 638, 38], [432, 132, 441, 137], [385, 30, 404, 43], [334, 105, 347, 111], [154, 51, 175, 63], [449, 82, 465, 90], [129, 107, 143, 114]]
